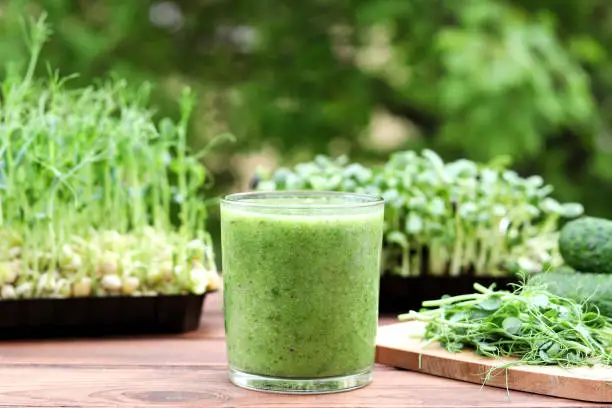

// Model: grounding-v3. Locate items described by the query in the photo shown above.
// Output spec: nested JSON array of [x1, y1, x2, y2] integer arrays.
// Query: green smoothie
[[221, 195, 384, 380]]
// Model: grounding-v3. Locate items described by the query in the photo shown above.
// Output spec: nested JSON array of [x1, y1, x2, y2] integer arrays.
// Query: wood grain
[[376, 321, 612, 404], [0, 364, 599, 408], [0, 292, 601, 407]]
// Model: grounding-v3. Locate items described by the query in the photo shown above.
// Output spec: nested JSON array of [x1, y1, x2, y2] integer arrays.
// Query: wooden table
[[0, 292, 600, 407]]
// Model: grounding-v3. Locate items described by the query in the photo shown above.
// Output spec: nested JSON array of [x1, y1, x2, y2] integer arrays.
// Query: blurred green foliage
[[2, 0, 612, 220]]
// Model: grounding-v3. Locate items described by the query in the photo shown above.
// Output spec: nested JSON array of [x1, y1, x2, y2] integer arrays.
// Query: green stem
[[450, 211, 464, 277], [422, 293, 483, 307], [402, 243, 411, 277], [411, 242, 422, 277], [475, 225, 492, 276]]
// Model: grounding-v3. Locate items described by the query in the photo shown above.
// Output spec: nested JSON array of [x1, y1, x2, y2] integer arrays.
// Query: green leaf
[[546, 342, 562, 358], [476, 341, 498, 353], [429, 197, 446, 216], [539, 349, 554, 364], [386, 231, 409, 249], [441, 341, 464, 353], [531, 294, 549, 308], [158, 118, 175, 138], [502, 316, 522, 335], [560, 203, 584, 218], [470, 310, 494, 321], [539, 197, 563, 214], [406, 213, 424, 234], [408, 196, 427, 210], [478, 295, 503, 311], [382, 189, 400, 206], [449, 311, 469, 322]]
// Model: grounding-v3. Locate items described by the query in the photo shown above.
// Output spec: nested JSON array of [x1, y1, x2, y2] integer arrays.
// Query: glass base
[[228, 366, 373, 394]]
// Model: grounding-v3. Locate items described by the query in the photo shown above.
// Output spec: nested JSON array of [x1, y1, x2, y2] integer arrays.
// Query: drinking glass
[[220, 191, 384, 394]]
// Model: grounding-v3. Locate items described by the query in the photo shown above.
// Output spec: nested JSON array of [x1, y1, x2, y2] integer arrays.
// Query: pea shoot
[[0, 15, 221, 299], [399, 280, 612, 368]]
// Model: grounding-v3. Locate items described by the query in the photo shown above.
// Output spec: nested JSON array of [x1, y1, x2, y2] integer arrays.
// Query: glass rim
[[221, 190, 384, 209]]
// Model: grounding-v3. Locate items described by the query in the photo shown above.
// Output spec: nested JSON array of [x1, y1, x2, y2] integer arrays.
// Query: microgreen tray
[[378, 275, 517, 314], [0, 292, 212, 339]]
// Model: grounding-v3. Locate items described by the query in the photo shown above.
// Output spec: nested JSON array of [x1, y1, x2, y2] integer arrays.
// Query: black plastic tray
[[0, 293, 210, 339], [378, 274, 518, 314]]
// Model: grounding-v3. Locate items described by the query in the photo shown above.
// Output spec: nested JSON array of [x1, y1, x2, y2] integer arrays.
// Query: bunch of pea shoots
[[399, 279, 612, 377], [0, 16, 220, 300], [254, 151, 584, 277]]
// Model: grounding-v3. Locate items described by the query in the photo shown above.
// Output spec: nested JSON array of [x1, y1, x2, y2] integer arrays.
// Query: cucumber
[[530, 269, 612, 317], [558, 216, 612, 274]]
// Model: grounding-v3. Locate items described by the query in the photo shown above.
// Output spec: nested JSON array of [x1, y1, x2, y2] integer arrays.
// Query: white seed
[[131, 261, 147, 275], [1, 284, 16, 299], [173, 264, 184, 277], [36, 272, 56, 294], [158, 248, 173, 260], [0, 262, 17, 284], [7, 233, 22, 247], [142, 226, 156, 236], [34, 251, 53, 269], [10, 260, 22, 274], [72, 277, 92, 297], [99, 258, 118, 275], [186, 239, 203, 251], [62, 254, 83, 272], [103, 230, 122, 243], [146, 267, 163, 284], [121, 276, 140, 295], [119, 258, 134, 274], [55, 279, 71, 297], [101, 274, 122, 291], [206, 270, 221, 291], [189, 267, 210, 294], [15, 282, 32, 297], [8, 246, 21, 259], [160, 261, 173, 280], [59, 245, 81, 272], [61, 244, 74, 257]]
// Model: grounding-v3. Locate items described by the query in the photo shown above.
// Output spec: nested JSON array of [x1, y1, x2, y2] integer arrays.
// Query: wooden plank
[[0, 338, 228, 365], [0, 364, 597, 408], [376, 321, 612, 403], [0, 291, 600, 406]]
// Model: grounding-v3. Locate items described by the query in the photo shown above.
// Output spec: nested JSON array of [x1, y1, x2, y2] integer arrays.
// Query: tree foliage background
[[2, 0, 612, 251]]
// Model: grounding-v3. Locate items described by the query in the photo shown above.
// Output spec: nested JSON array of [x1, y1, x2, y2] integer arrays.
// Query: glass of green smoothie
[[220, 191, 384, 394]]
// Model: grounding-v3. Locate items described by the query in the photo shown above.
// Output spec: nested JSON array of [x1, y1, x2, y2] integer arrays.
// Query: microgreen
[[399, 279, 612, 369], [254, 150, 583, 277], [0, 15, 223, 299]]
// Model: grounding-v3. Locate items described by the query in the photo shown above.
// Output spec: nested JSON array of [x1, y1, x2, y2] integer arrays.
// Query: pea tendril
[[399, 279, 612, 369], [0, 14, 226, 299]]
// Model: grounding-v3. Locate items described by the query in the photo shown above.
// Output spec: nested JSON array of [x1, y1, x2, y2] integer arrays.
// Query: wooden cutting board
[[375, 321, 612, 403]]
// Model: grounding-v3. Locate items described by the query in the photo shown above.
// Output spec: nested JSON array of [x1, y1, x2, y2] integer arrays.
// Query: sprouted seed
[[0, 15, 223, 299]]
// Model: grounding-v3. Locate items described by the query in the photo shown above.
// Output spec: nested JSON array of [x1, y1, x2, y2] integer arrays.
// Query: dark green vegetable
[[530, 269, 612, 317], [558, 216, 612, 274], [399, 281, 612, 368]]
